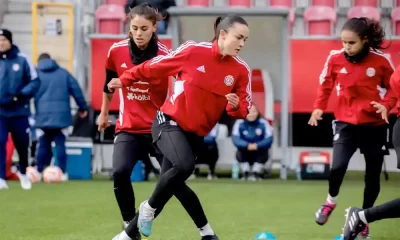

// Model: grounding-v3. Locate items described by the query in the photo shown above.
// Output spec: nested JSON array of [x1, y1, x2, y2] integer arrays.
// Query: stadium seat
[[347, 6, 381, 21], [229, 0, 252, 7], [353, 0, 378, 7], [311, 0, 336, 7], [187, 0, 210, 7], [303, 6, 337, 35], [397, 0, 400, 7], [104, 0, 127, 6], [392, 7, 400, 36], [270, 6, 295, 34], [269, 0, 293, 7], [95, 4, 126, 34]]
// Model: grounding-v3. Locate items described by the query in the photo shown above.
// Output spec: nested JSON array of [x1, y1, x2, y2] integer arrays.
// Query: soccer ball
[[26, 166, 41, 183], [42, 166, 63, 183]]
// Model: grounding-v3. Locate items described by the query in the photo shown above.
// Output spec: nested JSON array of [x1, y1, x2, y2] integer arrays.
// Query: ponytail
[[213, 16, 223, 41], [212, 14, 248, 41], [342, 17, 389, 51]]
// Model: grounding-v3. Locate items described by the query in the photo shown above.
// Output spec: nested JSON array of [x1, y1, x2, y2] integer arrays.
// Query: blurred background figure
[[232, 105, 273, 181], [34, 53, 88, 182], [125, 0, 176, 34], [0, 28, 40, 190], [195, 123, 220, 180]]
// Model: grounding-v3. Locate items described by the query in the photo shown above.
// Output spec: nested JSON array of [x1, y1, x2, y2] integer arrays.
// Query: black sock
[[364, 198, 400, 223]]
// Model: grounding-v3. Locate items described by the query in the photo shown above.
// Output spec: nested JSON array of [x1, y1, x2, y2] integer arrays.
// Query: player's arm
[[379, 58, 397, 112], [101, 45, 119, 115], [313, 52, 336, 111], [226, 66, 252, 119], [119, 41, 195, 87], [390, 66, 400, 106], [256, 119, 273, 149], [231, 120, 249, 149]]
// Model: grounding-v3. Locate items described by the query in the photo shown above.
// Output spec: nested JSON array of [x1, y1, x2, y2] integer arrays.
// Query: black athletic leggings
[[329, 121, 388, 209], [112, 132, 161, 222], [364, 198, 400, 223], [124, 112, 209, 237]]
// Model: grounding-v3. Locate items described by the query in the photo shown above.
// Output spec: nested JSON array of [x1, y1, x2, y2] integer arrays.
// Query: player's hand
[[247, 143, 257, 151], [107, 78, 123, 92], [226, 93, 239, 109], [97, 113, 112, 132], [308, 109, 323, 126], [371, 101, 389, 123]]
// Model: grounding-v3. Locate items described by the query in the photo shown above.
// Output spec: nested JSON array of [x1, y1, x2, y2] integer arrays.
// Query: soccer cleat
[[315, 202, 336, 225], [112, 230, 141, 240], [61, 173, 69, 182], [138, 200, 155, 237], [201, 235, 219, 240], [122, 221, 130, 229], [17, 172, 32, 190], [358, 224, 370, 239], [0, 178, 9, 190], [342, 207, 366, 240]]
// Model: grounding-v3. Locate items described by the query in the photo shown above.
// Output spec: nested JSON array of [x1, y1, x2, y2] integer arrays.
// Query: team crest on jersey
[[12, 63, 20, 72], [224, 75, 234, 86], [366, 67, 375, 77], [255, 128, 262, 136]]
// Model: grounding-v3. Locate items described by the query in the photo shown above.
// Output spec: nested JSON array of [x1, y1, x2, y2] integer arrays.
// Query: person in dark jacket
[[34, 53, 88, 181], [0, 29, 40, 190], [232, 105, 273, 181]]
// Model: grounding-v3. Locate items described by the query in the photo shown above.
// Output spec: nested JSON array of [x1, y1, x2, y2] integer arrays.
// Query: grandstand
[[1, 0, 400, 176]]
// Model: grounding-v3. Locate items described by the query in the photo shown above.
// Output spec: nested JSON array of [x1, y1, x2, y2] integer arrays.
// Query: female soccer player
[[97, 3, 170, 235], [109, 14, 252, 240], [308, 17, 396, 239]]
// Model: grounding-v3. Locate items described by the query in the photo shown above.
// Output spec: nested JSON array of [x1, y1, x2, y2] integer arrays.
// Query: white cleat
[[0, 178, 9, 190], [17, 172, 32, 190], [61, 173, 69, 182], [112, 230, 133, 240]]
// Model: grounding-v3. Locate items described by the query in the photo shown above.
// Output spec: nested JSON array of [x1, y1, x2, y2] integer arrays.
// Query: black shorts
[[332, 121, 389, 156]]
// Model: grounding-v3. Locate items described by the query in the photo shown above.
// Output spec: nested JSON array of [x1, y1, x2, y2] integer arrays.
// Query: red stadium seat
[[229, 0, 252, 7], [353, 0, 378, 7], [311, 0, 336, 7], [397, 0, 400, 7], [269, 0, 293, 7], [347, 6, 380, 21], [392, 8, 400, 36], [304, 6, 337, 35], [104, 0, 127, 6], [95, 4, 126, 34], [187, 0, 210, 7], [270, 6, 295, 34]]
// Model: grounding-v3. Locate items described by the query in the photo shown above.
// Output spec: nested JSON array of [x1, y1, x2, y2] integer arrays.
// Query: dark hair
[[127, 3, 163, 40], [213, 14, 248, 41], [341, 17, 389, 50], [38, 53, 51, 61]]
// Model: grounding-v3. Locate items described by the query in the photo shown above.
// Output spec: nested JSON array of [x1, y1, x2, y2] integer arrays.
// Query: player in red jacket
[[97, 4, 169, 239], [308, 18, 396, 239], [109, 14, 251, 240], [341, 66, 400, 240]]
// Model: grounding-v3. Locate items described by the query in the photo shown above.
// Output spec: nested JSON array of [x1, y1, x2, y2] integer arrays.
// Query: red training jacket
[[120, 40, 252, 136], [389, 65, 400, 116], [313, 49, 396, 125], [106, 39, 170, 134]]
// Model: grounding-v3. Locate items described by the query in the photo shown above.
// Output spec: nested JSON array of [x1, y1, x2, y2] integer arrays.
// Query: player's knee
[[112, 164, 132, 179], [175, 160, 195, 179]]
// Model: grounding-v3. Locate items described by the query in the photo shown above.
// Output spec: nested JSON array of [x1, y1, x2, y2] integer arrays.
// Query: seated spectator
[[34, 53, 88, 181], [195, 123, 220, 180], [232, 105, 273, 181]]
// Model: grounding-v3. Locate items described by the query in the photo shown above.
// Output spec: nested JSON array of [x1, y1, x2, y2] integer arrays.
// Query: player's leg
[[9, 116, 31, 190], [207, 143, 219, 179], [122, 157, 217, 240], [342, 198, 400, 240], [236, 150, 251, 180], [36, 129, 54, 179], [53, 128, 68, 181], [315, 121, 357, 225], [0, 116, 9, 189], [112, 132, 141, 226], [393, 117, 400, 169], [252, 149, 268, 180]]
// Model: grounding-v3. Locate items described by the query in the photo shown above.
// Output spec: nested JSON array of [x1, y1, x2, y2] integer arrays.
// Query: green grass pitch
[[0, 172, 399, 240]]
